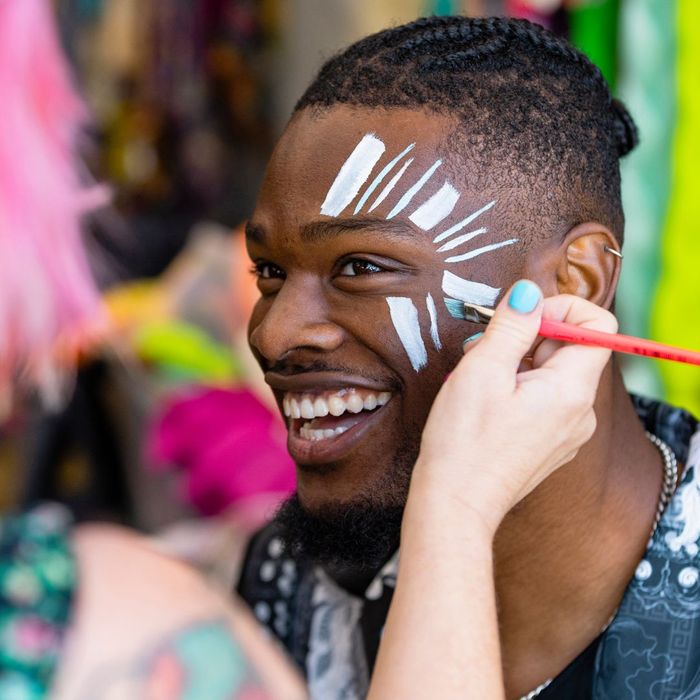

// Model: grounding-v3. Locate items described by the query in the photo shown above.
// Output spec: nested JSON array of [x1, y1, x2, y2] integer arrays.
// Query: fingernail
[[462, 332, 484, 347], [508, 280, 542, 314]]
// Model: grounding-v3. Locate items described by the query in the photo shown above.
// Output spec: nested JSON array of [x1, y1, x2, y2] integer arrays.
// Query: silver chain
[[518, 431, 678, 700]]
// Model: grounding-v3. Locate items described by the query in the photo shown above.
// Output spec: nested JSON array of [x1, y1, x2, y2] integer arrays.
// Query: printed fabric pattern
[[0, 504, 76, 699], [594, 396, 700, 698], [238, 396, 700, 700]]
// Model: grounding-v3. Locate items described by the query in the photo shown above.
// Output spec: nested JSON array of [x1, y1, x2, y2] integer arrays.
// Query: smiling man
[[237, 15, 700, 700]]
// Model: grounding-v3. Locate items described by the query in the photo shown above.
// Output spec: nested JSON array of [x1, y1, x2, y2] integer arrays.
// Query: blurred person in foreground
[[0, 0, 304, 697], [238, 15, 700, 699]]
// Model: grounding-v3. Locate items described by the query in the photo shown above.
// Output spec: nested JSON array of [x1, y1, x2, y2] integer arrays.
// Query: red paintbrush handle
[[539, 319, 700, 367]]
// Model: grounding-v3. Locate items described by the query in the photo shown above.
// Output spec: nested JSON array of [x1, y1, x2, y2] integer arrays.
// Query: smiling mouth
[[283, 388, 392, 442]]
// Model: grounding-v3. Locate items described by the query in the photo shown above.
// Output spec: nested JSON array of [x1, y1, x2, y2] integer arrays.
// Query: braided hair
[[295, 16, 638, 245]]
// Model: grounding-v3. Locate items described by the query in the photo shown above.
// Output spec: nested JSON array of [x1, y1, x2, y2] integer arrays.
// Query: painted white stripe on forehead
[[435, 227, 487, 253], [442, 270, 500, 307], [320, 133, 386, 217], [432, 200, 497, 244], [386, 297, 428, 372], [409, 182, 461, 231], [354, 143, 415, 215], [386, 160, 442, 219], [369, 158, 414, 212], [426, 293, 442, 351], [444, 238, 519, 264]]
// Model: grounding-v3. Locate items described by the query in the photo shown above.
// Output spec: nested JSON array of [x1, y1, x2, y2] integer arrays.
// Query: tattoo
[[81, 619, 267, 699]]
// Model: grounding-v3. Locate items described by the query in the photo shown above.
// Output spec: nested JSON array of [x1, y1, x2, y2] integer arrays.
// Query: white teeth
[[298, 424, 350, 442], [346, 393, 364, 414], [300, 398, 315, 420], [313, 397, 330, 417], [283, 389, 392, 422], [377, 392, 391, 406], [328, 396, 346, 416]]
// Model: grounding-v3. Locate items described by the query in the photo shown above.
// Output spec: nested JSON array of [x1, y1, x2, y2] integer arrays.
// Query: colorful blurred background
[[1, 0, 698, 587]]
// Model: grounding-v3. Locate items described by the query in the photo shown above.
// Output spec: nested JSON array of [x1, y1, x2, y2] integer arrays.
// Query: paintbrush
[[449, 300, 700, 367]]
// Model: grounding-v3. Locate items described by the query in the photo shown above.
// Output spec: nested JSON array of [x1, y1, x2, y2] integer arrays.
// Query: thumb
[[469, 280, 543, 375]]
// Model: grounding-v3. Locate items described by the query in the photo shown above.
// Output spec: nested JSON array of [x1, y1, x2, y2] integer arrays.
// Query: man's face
[[247, 106, 524, 513]]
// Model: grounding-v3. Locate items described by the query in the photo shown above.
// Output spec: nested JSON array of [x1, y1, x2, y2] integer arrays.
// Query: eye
[[252, 261, 286, 280], [339, 259, 385, 276]]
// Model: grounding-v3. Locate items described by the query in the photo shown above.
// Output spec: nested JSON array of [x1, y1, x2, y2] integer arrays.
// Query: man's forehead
[[280, 106, 453, 158], [259, 106, 475, 225]]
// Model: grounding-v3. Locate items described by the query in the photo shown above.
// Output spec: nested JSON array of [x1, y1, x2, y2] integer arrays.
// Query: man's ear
[[554, 223, 621, 309]]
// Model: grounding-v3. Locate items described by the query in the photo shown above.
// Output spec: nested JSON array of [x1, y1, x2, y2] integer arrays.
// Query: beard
[[273, 433, 420, 570]]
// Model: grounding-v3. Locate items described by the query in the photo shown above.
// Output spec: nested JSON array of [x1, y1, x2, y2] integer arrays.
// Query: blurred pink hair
[[0, 0, 105, 396]]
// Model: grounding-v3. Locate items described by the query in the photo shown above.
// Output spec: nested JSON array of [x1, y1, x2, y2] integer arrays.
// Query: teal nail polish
[[463, 332, 484, 346], [508, 280, 541, 314]]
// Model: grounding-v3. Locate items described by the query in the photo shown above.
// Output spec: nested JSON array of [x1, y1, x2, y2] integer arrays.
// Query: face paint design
[[386, 159, 442, 219], [320, 133, 385, 217], [386, 297, 428, 372], [441, 270, 500, 307], [432, 200, 496, 244], [354, 143, 415, 215], [443, 239, 519, 264], [369, 158, 415, 212], [409, 182, 461, 231], [425, 293, 442, 351], [320, 133, 519, 372]]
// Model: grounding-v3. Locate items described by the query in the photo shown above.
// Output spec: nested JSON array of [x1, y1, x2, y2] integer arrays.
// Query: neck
[[493, 362, 664, 698]]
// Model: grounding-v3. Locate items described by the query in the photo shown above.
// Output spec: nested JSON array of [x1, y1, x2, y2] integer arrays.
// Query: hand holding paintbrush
[[457, 293, 700, 367]]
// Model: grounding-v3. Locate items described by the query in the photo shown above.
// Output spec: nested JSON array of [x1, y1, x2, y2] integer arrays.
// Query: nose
[[249, 277, 345, 365]]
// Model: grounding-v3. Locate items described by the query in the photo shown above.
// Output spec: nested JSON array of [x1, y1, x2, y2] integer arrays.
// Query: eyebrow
[[246, 217, 423, 246], [245, 221, 266, 244], [301, 217, 423, 243]]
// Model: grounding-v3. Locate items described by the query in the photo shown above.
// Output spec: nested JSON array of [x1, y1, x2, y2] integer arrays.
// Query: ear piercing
[[604, 245, 623, 259]]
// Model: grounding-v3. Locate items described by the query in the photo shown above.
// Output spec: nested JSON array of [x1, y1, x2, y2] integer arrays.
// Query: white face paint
[[320, 134, 518, 373], [435, 227, 487, 253], [443, 238, 519, 264], [425, 293, 442, 351], [386, 159, 442, 219], [409, 182, 461, 231], [441, 270, 501, 307], [354, 143, 415, 215], [320, 133, 386, 217], [386, 297, 428, 372], [432, 200, 496, 244], [369, 158, 414, 212]]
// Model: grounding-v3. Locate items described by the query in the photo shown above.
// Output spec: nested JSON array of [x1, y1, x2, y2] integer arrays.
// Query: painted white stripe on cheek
[[441, 270, 500, 307], [386, 297, 428, 372], [444, 238, 519, 264], [320, 133, 386, 217], [409, 182, 461, 231], [426, 293, 442, 351], [354, 143, 415, 215], [386, 159, 442, 219]]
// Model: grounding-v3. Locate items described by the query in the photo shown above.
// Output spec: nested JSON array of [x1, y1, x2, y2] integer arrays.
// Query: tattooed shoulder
[[80, 618, 267, 700]]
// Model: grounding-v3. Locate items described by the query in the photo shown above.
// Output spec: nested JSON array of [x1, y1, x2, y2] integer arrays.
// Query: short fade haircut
[[295, 16, 638, 246]]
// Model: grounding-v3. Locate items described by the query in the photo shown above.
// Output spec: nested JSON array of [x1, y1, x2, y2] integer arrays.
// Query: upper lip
[[264, 371, 393, 395]]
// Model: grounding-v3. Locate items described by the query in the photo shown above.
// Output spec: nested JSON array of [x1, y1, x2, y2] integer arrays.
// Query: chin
[[273, 492, 404, 569]]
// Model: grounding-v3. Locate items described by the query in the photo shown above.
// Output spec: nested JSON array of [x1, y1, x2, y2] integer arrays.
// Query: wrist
[[403, 476, 500, 545]]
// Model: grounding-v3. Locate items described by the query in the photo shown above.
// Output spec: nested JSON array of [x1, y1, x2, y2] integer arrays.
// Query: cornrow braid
[[295, 15, 639, 245]]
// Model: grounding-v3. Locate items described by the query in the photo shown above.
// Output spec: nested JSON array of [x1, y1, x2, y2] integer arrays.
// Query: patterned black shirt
[[237, 396, 700, 699]]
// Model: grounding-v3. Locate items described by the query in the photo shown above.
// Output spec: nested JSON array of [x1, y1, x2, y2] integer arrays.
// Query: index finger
[[536, 294, 617, 378]]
